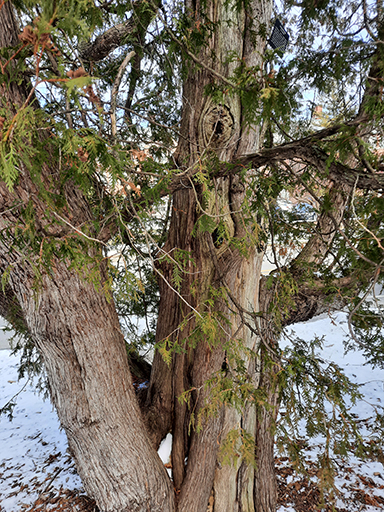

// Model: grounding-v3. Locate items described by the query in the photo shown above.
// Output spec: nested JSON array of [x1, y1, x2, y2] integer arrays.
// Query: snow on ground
[[0, 351, 84, 511], [277, 311, 384, 511], [285, 311, 384, 418], [0, 312, 384, 511]]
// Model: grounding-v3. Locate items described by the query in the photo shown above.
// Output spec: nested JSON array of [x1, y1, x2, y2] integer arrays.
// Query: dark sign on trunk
[[268, 19, 289, 52]]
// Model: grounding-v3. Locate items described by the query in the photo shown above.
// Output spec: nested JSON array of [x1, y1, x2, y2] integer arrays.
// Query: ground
[[1, 312, 384, 511], [276, 450, 384, 511]]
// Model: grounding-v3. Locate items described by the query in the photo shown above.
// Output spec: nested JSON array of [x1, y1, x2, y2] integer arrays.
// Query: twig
[[154, 7, 236, 89], [187, 175, 245, 219], [350, 177, 384, 252], [52, 211, 108, 246], [115, 200, 203, 318], [122, 104, 187, 142], [26, 466, 65, 512], [0, 377, 31, 415], [42, 466, 65, 493], [111, 51, 136, 138], [282, 165, 383, 269]]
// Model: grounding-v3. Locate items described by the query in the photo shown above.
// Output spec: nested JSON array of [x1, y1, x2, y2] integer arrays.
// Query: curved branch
[[165, 139, 384, 195], [291, 180, 352, 270], [236, 139, 384, 192], [279, 272, 370, 328], [79, 18, 136, 62]]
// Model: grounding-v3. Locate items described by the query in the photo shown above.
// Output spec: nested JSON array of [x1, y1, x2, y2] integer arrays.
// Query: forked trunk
[[146, 0, 276, 510], [1, 0, 279, 510]]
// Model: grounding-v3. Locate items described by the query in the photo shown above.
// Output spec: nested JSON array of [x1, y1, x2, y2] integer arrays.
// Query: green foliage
[[64, 75, 93, 95], [2, 1, 384, 499], [277, 331, 384, 491], [219, 427, 257, 468], [0, 320, 45, 421], [266, 269, 299, 327], [195, 213, 217, 235], [0, 107, 39, 191], [13, 0, 104, 38]]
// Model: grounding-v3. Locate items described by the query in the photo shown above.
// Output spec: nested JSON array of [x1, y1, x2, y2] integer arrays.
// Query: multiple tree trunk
[[1, 0, 379, 511], [0, 0, 279, 509], [144, 1, 279, 510]]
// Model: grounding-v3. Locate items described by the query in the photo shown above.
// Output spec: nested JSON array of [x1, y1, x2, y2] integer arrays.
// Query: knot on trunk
[[201, 104, 234, 151]]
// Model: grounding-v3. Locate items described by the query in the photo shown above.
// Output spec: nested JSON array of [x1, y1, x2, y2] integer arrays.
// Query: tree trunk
[[1, 0, 280, 510], [14, 261, 174, 512], [2, 0, 382, 511], [145, 0, 274, 510], [0, 3, 174, 511]]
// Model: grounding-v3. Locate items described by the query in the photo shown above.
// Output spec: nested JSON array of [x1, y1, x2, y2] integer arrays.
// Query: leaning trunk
[[0, 3, 174, 511], [6, 259, 174, 512]]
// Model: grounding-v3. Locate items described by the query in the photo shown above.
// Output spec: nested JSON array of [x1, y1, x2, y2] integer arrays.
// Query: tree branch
[[164, 137, 384, 195], [110, 50, 136, 137], [0, 284, 30, 336], [79, 0, 160, 62], [79, 18, 137, 62], [278, 272, 368, 328]]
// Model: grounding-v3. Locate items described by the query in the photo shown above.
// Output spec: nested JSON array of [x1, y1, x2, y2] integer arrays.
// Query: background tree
[[1, 1, 384, 512]]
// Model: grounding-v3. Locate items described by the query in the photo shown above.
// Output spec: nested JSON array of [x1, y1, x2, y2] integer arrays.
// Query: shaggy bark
[[2, 1, 381, 511], [79, 19, 137, 62], [0, 4, 174, 512], [145, 0, 275, 511]]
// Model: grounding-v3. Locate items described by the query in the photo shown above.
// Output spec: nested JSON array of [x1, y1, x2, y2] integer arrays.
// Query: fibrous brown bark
[[0, 3, 174, 511], [145, 1, 274, 511], [4, 0, 376, 510]]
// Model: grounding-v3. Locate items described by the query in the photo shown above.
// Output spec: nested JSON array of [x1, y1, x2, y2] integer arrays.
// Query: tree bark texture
[[1, 0, 381, 511], [145, 0, 274, 511], [0, 3, 174, 511], [1, 0, 363, 510]]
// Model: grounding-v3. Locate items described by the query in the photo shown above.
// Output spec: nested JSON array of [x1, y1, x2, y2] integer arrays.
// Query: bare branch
[[164, 139, 384, 196], [52, 211, 108, 247], [110, 50, 136, 137], [79, 19, 136, 62]]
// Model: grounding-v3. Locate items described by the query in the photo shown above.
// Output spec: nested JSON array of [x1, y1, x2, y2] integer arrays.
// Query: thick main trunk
[[20, 262, 174, 512], [146, 0, 274, 510], [0, 201, 175, 512], [211, 249, 265, 512], [0, 199, 175, 510], [0, 244, 175, 512], [0, 4, 174, 511]]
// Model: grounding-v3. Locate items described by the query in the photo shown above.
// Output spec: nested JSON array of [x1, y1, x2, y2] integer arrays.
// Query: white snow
[[1, 311, 384, 511], [277, 311, 384, 511], [158, 433, 172, 465], [283, 311, 384, 416], [0, 351, 83, 511]]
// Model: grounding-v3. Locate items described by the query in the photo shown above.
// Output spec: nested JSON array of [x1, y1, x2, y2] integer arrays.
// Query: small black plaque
[[268, 19, 289, 52]]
